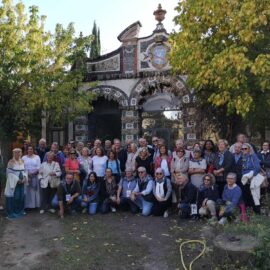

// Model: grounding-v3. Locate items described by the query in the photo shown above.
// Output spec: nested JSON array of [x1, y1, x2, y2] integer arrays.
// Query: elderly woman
[[78, 147, 93, 179], [241, 143, 262, 214], [170, 148, 189, 182], [152, 168, 172, 218], [188, 149, 207, 188], [22, 145, 41, 209], [38, 151, 62, 214], [198, 174, 220, 222], [5, 148, 28, 218], [218, 172, 242, 225], [125, 143, 138, 173], [135, 147, 153, 176]]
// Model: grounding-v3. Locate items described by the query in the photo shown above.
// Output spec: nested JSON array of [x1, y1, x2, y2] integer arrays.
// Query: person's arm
[[116, 180, 123, 203], [141, 180, 153, 196], [59, 201, 64, 218], [252, 154, 261, 175], [53, 162, 62, 177], [164, 179, 172, 201]]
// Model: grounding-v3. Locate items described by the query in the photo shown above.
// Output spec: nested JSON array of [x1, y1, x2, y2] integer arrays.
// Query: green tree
[[90, 21, 101, 59], [0, 0, 95, 140], [169, 0, 270, 138]]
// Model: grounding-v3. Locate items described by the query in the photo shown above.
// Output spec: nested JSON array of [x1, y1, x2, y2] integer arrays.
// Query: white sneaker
[[163, 210, 169, 218], [49, 209, 56, 214], [218, 217, 227, 226], [40, 210, 45, 214], [111, 207, 116, 213]]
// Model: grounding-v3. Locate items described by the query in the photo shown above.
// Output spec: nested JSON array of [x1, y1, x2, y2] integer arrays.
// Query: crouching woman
[[80, 172, 100, 215], [198, 174, 220, 222]]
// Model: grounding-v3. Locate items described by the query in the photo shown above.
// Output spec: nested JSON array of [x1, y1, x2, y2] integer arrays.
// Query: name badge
[[126, 190, 131, 198], [65, 194, 71, 202], [191, 204, 198, 215]]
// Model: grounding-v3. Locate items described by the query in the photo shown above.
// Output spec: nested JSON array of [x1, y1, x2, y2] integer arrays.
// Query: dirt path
[[0, 213, 61, 270], [0, 212, 214, 270]]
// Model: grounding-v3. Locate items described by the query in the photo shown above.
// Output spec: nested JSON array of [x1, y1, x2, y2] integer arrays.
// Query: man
[[76, 141, 84, 157], [35, 138, 49, 163], [116, 168, 138, 213], [257, 141, 270, 183], [104, 140, 112, 156], [151, 136, 159, 162], [230, 133, 257, 154], [52, 173, 81, 218], [231, 142, 243, 185], [137, 137, 154, 161], [44, 142, 65, 168], [131, 166, 154, 216], [152, 168, 172, 218], [218, 172, 242, 225], [174, 173, 197, 219]]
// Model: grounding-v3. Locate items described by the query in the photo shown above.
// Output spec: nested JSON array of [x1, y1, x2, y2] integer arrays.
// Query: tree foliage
[[169, 0, 270, 131], [0, 0, 95, 139], [90, 20, 101, 59]]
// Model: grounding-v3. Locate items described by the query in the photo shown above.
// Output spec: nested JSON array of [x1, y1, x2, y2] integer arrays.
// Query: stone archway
[[73, 85, 129, 142], [127, 74, 199, 144]]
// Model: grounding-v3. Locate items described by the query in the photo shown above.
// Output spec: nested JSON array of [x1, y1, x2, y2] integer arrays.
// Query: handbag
[[49, 162, 60, 188]]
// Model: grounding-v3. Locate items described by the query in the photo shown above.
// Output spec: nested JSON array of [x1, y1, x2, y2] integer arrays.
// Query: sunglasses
[[155, 173, 163, 175], [242, 148, 248, 150], [138, 171, 145, 174], [152, 140, 158, 142]]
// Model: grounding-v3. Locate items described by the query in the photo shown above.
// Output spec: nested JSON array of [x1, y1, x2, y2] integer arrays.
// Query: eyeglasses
[[138, 171, 145, 174], [155, 173, 163, 175], [242, 148, 248, 150], [152, 140, 158, 143], [204, 178, 211, 181]]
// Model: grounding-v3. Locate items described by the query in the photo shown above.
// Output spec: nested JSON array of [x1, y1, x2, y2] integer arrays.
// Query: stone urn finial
[[153, 4, 167, 24]]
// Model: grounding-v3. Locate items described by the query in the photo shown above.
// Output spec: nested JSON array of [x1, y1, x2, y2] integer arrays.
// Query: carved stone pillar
[[121, 109, 140, 143]]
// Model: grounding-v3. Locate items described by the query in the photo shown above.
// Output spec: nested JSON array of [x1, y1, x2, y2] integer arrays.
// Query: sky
[[17, 0, 180, 54]]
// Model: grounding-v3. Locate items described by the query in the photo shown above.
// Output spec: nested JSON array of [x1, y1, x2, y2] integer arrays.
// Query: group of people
[[3, 133, 270, 225]]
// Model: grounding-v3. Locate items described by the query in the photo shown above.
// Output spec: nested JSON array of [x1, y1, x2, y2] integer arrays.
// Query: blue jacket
[[242, 153, 261, 176], [222, 184, 242, 213]]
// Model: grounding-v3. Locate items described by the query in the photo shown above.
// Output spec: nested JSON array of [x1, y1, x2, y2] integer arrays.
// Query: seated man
[[198, 173, 220, 222], [218, 172, 242, 225], [174, 173, 197, 219], [152, 168, 172, 218], [52, 173, 81, 218], [116, 168, 138, 213], [131, 166, 154, 216]]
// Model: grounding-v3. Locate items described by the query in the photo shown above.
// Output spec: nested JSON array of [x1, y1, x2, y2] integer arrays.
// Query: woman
[[5, 148, 27, 218], [198, 174, 219, 222], [38, 151, 62, 214], [125, 143, 137, 172], [257, 141, 270, 188], [92, 147, 108, 183], [202, 140, 216, 173], [213, 139, 233, 196], [241, 143, 262, 214], [65, 149, 80, 183], [188, 149, 207, 188], [154, 145, 172, 179], [78, 147, 93, 179], [22, 145, 41, 209], [152, 168, 172, 217], [135, 147, 153, 176], [99, 168, 117, 213], [80, 172, 100, 215], [170, 148, 189, 181], [106, 151, 121, 184]]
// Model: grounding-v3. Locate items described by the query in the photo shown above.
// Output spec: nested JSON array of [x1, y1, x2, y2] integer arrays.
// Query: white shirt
[[22, 155, 41, 173], [155, 181, 165, 198], [161, 159, 170, 177], [92, 155, 108, 177]]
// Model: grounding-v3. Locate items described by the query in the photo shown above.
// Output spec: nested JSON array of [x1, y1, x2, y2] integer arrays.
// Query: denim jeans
[[79, 195, 98, 215], [51, 194, 80, 211], [134, 195, 153, 216], [120, 197, 139, 214], [179, 203, 191, 218]]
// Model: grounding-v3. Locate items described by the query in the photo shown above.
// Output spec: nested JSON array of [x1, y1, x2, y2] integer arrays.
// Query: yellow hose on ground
[[179, 239, 206, 270]]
